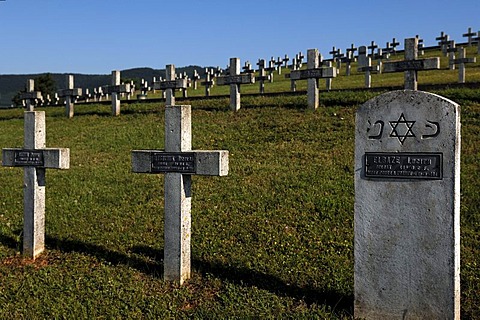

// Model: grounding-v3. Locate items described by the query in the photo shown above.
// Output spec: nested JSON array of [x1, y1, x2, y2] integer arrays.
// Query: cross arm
[[383, 58, 440, 72], [20, 92, 42, 100], [216, 74, 255, 85], [57, 88, 82, 97], [153, 79, 188, 90], [102, 83, 131, 95], [2, 148, 70, 169], [290, 67, 337, 80], [132, 150, 228, 176]]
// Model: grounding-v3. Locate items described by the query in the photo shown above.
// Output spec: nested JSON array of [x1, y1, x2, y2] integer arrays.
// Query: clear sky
[[0, 0, 478, 75]]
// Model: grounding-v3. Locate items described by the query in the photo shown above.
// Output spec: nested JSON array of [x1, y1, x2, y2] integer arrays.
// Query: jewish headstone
[[354, 90, 460, 319], [131, 104, 228, 284], [2, 112, 70, 259]]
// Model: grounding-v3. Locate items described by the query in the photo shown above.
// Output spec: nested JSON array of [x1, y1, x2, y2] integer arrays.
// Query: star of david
[[389, 113, 416, 144]]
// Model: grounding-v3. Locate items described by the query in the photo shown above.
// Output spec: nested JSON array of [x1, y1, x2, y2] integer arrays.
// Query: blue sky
[[0, 0, 478, 75]]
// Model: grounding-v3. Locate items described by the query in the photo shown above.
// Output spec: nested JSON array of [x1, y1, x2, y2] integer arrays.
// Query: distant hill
[[0, 65, 213, 107]]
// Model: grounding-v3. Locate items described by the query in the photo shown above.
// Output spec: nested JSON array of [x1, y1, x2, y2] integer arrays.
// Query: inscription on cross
[[2, 112, 70, 259], [383, 37, 440, 90], [216, 58, 255, 111], [58, 75, 82, 118], [131, 104, 228, 284], [290, 48, 337, 110]]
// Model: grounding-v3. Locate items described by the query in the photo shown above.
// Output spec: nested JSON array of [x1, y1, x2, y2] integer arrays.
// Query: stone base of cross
[[2, 111, 70, 259], [131, 105, 228, 284]]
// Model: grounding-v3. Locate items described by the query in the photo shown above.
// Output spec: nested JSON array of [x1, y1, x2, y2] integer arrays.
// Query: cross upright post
[[216, 58, 255, 111], [201, 68, 214, 97], [58, 75, 82, 118], [2, 112, 70, 259], [446, 41, 458, 70], [131, 103, 228, 284], [383, 37, 440, 90], [256, 64, 271, 94], [289, 48, 337, 109], [21, 79, 42, 111]]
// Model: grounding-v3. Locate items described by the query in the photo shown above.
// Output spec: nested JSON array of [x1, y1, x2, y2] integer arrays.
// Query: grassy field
[[0, 47, 480, 319]]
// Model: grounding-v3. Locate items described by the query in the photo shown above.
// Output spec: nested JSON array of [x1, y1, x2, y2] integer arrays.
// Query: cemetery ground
[[1, 49, 480, 318]]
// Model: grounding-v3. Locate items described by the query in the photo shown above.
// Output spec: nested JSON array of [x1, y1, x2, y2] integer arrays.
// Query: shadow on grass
[[0, 234, 353, 315]]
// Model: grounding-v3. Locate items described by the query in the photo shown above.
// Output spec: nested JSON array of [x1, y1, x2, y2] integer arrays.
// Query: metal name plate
[[151, 152, 195, 173], [364, 152, 443, 180], [290, 68, 336, 80], [13, 150, 44, 166]]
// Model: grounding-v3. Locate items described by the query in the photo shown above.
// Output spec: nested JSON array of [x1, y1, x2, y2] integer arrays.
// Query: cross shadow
[[0, 233, 353, 315]]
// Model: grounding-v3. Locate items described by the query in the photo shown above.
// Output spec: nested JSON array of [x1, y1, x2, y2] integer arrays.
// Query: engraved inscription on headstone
[[364, 152, 442, 179]]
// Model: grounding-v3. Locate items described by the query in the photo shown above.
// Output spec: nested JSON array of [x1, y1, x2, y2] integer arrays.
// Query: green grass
[[0, 46, 480, 318]]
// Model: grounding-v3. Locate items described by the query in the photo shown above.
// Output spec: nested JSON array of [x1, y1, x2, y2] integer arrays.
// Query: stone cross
[[242, 61, 254, 74], [275, 57, 284, 74], [437, 33, 451, 56], [153, 65, 188, 105], [2, 111, 70, 259], [368, 41, 378, 57], [357, 46, 379, 88], [216, 58, 255, 111], [201, 68, 214, 97], [451, 47, 476, 83], [20, 79, 42, 111], [283, 54, 289, 68], [192, 70, 201, 90], [57, 75, 82, 118], [344, 43, 358, 76], [354, 90, 460, 319], [462, 27, 477, 46], [446, 41, 458, 70], [255, 64, 271, 94], [390, 38, 400, 54], [264, 58, 276, 82], [383, 37, 440, 90], [102, 71, 131, 116], [131, 104, 228, 285], [289, 48, 337, 110]]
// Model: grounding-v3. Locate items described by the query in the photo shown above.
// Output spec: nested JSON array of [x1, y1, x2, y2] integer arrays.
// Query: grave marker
[[256, 65, 271, 94], [216, 58, 255, 111], [383, 37, 440, 90], [451, 47, 476, 83], [283, 54, 289, 68], [2, 112, 70, 259], [58, 75, 82, 118], [132, 104, 228, 284], [102, 71, 131, 116], [344, 43, 357, 76], [447, 40, 457, 70], [390, 38, 400, 54], [20, 79, 42, 111], [289, 48, 336, 109], [153, 65, 188, 105], [462, 27, 477, 46], [354, 90, 460, 319], [192, 70, 201, 90], [357, 46, 379, 88], [201, 68, 214, 97]]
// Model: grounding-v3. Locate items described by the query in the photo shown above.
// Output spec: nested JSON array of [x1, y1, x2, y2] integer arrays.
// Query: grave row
[[4, 71, 463, 317]]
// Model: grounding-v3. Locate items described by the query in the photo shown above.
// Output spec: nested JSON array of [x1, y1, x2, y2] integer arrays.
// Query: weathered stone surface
[[354, 90, 460, 319]]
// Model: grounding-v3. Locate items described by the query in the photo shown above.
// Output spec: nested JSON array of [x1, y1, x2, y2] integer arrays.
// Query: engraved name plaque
[[13, 150, 44, 166], [364, 152, 443, 180], [151, 152, 195, 173]]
